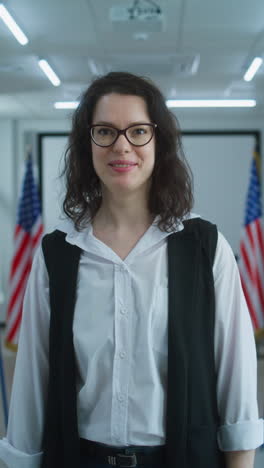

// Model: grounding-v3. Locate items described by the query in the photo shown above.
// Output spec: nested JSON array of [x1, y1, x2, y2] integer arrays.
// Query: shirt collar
[[54, 213, 200, 257]]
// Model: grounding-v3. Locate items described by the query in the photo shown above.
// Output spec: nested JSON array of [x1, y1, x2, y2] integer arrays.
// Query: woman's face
[[91, 93, 156, 200]]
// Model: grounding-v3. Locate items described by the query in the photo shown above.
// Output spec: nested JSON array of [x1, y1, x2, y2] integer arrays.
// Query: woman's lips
[[109, 164, 137, 173]]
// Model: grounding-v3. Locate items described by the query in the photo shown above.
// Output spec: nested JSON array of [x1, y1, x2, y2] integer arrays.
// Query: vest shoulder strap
[[41, 230, 81, 468], [42, 229, 81, 276], [166, 217, 218, 467], [182, 217, 218, 265]]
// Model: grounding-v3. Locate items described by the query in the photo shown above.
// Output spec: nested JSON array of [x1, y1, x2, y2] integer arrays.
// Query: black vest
[[40, 218, 225, 468]]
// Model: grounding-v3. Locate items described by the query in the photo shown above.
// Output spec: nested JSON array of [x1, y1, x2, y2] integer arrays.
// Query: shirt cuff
[[217, 419, 264, 451], [0, 438, 43, 468]]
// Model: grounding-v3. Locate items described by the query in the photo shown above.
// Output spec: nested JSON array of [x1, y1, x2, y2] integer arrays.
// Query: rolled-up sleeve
[[0, 245, 50, 468], [213, 231, 264, 450]]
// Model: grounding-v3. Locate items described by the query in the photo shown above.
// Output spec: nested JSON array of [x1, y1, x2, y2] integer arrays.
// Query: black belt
[[79, 438, 166, 467]]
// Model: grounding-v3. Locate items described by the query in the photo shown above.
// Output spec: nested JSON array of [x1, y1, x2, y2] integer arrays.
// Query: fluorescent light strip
[[166, 99, 256, 108], [0, 4, 28, 45], [38, 59, 61, 87], [54, 101, 79, 109], [55, 99, 256, 110], [244, 57, 263, 82]]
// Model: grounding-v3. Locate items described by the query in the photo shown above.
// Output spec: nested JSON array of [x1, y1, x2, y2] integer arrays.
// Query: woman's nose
[[112, 133, 132, 152]]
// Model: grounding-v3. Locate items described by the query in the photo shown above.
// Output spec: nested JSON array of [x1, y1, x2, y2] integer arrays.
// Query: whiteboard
[[182, 133, 255, 254], [39, 132, 257, 255], [41, 135, 67, 234]]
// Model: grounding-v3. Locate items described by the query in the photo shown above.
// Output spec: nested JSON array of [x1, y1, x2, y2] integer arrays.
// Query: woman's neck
[[93, 197, 154, 232]]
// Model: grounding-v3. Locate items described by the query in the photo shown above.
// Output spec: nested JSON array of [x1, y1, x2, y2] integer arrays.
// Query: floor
[[0, 328, 264, 468]]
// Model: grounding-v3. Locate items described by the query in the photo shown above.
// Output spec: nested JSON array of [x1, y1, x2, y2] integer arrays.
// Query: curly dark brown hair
[[62, 71, 193, 232]]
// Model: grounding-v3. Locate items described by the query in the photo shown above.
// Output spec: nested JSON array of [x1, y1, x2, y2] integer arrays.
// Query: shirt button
[[119, 351, 126, 359], [120, 308, 126, 315], [118, 394, 124, 402]]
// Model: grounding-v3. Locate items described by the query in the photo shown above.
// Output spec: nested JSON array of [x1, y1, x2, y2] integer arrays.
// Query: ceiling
[[1, 0, 264, 118]]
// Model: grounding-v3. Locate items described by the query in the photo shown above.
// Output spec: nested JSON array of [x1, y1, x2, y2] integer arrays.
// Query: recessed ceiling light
[[38, 59, 61, 87], [54, 102, 79, 109], [243, 57, 263, 82], [0, 4, 28, 45], [166, 99, 256, 108]]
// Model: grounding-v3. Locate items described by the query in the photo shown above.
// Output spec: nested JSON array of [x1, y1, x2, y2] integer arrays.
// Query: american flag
[[5, 156, 44, 351], [239, 144, 264, 335]]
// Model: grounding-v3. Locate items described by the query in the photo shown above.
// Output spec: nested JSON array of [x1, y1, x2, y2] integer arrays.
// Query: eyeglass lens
[[91, 124, 154, 146]]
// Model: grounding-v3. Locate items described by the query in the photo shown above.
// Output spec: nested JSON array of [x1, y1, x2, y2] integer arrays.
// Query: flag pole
[[0, 338, 8, 428], [25, 144, 32, 161]]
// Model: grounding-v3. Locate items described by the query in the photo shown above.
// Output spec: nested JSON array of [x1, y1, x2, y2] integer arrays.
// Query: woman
[[0, 72, 263, 468]]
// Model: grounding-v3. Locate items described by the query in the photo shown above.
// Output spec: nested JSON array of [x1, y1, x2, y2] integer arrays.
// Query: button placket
[[111, 264, 131, 444]]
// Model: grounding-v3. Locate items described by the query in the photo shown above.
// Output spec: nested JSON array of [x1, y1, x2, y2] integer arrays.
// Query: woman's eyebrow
[[93, 121, 114, 125]]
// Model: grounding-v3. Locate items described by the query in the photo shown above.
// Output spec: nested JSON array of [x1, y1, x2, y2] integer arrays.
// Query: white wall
[[0, 110, 263, 322], [0, 120, 16, 323]]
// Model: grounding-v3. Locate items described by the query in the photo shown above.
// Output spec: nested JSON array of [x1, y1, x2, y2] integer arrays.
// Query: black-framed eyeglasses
[[90, 123, 157, 147]]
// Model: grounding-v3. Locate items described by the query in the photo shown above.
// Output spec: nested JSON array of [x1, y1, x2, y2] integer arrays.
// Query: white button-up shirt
[[0, 215, 263, 468]]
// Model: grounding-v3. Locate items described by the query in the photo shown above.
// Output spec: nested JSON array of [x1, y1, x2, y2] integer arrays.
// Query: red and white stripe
[[5, 215, 43, 350], [239, 218, 264, 331]]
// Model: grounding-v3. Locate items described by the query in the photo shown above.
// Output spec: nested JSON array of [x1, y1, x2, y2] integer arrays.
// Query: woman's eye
[[98, 127, 114, 135], [133, 127, 147, 135]]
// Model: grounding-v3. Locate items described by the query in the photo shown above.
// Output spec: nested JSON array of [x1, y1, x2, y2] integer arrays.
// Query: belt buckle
[[108, 453, 137, 467]]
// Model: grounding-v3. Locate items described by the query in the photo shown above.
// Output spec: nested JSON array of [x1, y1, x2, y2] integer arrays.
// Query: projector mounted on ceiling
[[110, 0, 164, 32]]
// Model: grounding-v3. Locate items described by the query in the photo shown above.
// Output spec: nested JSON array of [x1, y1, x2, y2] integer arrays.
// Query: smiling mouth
[[110, 164, 137, 167], [109, 164, 138, 173], [109, 162, 138, 167]]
